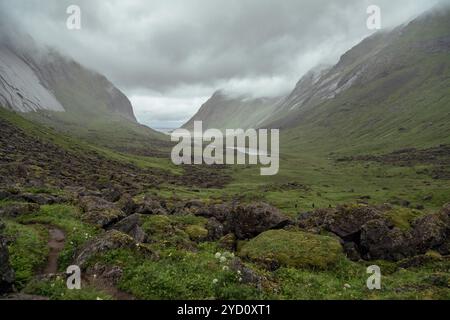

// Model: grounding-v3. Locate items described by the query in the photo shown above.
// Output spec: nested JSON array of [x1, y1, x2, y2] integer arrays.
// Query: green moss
[[240, 230, 344, 270], [142, 214, 209, 249], [94, 245, 260, 300], [3, 221, 49, 287], [384, 207, 424, 231], [17, 204, 98, 270], [23, 277, 112, 300], [185, 225, 208, 241]]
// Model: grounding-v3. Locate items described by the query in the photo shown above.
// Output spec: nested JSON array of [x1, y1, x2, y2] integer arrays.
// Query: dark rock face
[[226, 203, 292, 240], [199, 202, 292, 240], [117, 194, 138, 216], [360, 219, 414, 261], [205, 218, 225, 241], [0, 31, 137, 121], [324, 205, 383, 240], [79, 196, 126, 228], [298, 205, 382, 239], [111, 214, 147, 243], [298, 203, 450, 261], [196, 203, 231, 221], [136, 198, 167, 215], [411, 207, 450, 255], [0, 221, 15, 294]]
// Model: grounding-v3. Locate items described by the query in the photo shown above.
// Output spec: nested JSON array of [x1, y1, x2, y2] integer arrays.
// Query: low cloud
[[0, 0, 446, 127]]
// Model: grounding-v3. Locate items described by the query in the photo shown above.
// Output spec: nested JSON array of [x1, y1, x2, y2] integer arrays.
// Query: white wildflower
[[219, 256, 227, 263], [214, 252, 221, 259], [212, 279, 219, 285], [222, 266, 229, 271]]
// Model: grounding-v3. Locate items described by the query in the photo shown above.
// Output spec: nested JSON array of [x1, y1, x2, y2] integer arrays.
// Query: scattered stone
[[397, 253, 443, 269], [11, 193, 68, 205], [0, 203, 40, 218], [136, 198, 167, 215], [229, 257, 263, 286], [111, 214, 147, 243], [117, 194, 138, 216]]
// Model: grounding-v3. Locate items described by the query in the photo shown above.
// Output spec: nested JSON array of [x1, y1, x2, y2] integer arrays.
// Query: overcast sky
[[1, 0, 446, 128]]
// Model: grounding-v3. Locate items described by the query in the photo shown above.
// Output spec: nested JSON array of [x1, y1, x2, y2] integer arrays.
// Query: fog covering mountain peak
[[0, 22, 136, 122]]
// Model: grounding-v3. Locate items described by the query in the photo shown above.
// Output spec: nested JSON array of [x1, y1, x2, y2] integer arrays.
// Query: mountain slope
[[183, 90, 282, 131], [0, 30, 136, 121], [251, 7, 449, 156], [267, 8, 450, 134], [0, 27, 169, 156]]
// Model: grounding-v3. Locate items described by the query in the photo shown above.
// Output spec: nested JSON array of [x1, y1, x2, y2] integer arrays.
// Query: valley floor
[[0, 110, 449, 300]]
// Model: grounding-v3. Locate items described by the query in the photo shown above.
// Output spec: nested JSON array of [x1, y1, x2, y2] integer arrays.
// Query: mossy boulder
[[185, 225, 208, 241], [240, 230, 344, 270], [384, 207, 424, 231], [111, 213, 147, 243], [79, 196, 126, 228], [141, 215, 199, 249], [75, 230, 155, 268]]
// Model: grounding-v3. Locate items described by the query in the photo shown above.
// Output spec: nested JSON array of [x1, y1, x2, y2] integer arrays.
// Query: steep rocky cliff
[[0, 29, 136, 122]]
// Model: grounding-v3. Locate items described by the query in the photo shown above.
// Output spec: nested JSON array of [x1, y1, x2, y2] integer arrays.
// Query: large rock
[[323, 205, 383, 239], [0, 222, 15, 294], [198, 202, 292, 240], [75, 230, 155, 268], [298, 204, 382, 240], [240, 229, 344, 270], [136, 198, 167, 215], [79, 196, 126, 228], [226, 203, 292, 240], [117, 194, 138, 216], [111, 214, 147, 243], [360, 219, 414, 261], [411, 208, 450, 255], [196, 203, 231, 221]]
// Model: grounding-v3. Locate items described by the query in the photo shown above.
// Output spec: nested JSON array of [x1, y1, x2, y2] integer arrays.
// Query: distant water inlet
[[171, 121, 279, 176]]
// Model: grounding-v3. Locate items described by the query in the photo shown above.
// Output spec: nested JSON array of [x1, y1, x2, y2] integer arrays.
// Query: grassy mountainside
[[271, 9, 450, 155], [1, 7, 449, 302], [1, 108, 449, 300], [0, 29, 170, 156], [183, 90, 282, 131]]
